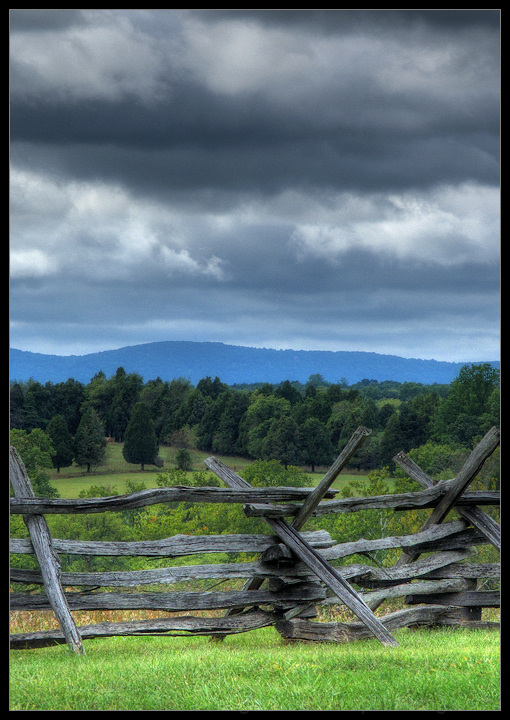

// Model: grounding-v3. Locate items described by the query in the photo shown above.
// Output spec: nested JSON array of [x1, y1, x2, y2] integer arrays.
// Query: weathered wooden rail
[[10, 426, 500, 653]]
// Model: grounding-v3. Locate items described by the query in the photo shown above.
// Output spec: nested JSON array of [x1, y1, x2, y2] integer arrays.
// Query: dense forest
[[10, 363, 500, 482]]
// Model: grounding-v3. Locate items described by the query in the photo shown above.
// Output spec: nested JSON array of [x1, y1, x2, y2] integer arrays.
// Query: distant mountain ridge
[[9, 341, 500, 387]]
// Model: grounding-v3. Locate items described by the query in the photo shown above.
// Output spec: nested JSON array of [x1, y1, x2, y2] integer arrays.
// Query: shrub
[[241, 459, 308, 487]]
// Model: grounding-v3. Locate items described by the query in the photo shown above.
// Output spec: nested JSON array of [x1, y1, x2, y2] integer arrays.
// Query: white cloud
[[10, 248, 57, 278], [10, 168, 229, 283], [290, 183, 499, 267]]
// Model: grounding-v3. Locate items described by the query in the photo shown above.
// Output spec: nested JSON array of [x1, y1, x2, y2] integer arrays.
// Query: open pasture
[[48, 441, 365, 497]]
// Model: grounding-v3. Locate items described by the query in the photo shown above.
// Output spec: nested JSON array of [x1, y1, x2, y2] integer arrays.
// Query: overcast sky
[[10, 9, 500, 362]]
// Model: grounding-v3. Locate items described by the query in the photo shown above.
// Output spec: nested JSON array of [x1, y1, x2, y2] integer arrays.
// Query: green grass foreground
[[10, 626, 500, 711]]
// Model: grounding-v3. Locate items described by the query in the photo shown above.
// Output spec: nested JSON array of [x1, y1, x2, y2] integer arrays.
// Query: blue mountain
[[9, 341, 499, 387]]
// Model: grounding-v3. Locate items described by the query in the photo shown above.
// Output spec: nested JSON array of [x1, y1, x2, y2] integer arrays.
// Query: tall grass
[[10, 626, 500, 711]]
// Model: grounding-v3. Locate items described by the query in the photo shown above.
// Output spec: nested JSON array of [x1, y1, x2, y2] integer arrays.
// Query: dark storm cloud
[[9, 9, 86, 32], [193, 9, 501, 31], [9, 9, 500, 361], [10, 6, 500, 216]]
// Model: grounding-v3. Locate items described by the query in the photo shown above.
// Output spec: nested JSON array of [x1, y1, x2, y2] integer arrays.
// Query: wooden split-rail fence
[[10, 426, 500, 653]]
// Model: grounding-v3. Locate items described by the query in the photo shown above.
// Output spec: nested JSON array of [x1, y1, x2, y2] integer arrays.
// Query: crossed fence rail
[[10, 426, 500, 653]]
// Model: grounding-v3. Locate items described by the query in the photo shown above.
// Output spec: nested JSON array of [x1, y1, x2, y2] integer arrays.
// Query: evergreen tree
[[46, 414, 74, 472], [175, 447, 192, 471], [212, 391, 250, 455], [196, 392, 228, 451], [196, 376, 227, 400], [74, 406, 106, 473], [21, 390, 43, 432], [378, 402, 396, 429], [52, 378, 85, 434], [23, 381, 54, 430], [399, 403, 427, 451], [274, 380, 303, 406], [105, 368, 144, 441], [122, 402, 159, 470]]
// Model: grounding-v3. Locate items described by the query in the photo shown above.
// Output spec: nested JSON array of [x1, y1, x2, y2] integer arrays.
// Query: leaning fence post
[[205, 455, 399, 647], [216, 426, 372, 621], [397, 426, 500, 565], [9, 446, 84, 654], [292, 426, 371, 531], [366, 426, 500, 613], [394, 447, 500, 552]]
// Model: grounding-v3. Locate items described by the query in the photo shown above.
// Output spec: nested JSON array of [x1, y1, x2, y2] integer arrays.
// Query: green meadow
[[47, 440, 366, 497], [10, 626, 500, 711]]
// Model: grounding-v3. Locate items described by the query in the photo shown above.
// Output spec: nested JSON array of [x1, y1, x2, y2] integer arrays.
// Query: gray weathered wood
[[11, 582, 326, 612], [321, 519, 469, 560], [275, 605, 500, 643], [10, 529, 333, 557], [10, 485, 337, 515], [243, 485, 499, 517], [205, 456, 399, 647], [392, 430, 499, 571], [363, 429, 499, 613], [218, 429, 372, 619], [292, 426, 371, 530], [320, 578, 471, 605], [420, 563, 500, 580], [357, 578, 471, 606], [343, 550, 473, 585], [10, 427, 499, 649], [13, 547, 482, 590], [425, 426, 500, 527], [10, 609, 280, 649], [394, 450, 501, 551], [9, 447, 84, 655], [10, 559, 317, 588], [406, 590, 500, 607]]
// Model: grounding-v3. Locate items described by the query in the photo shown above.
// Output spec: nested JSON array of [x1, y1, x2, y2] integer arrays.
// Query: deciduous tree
[[299, 417, 334, 471]]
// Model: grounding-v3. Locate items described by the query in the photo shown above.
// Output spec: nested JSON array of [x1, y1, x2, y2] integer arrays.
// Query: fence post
[[366, 427, 500, 613], [293, 426, 371, 531], [394, 448, 500, 551], [9, 447, 84, 654], [397, 426, 500, 565], [206, 455, 399, 647], [215, 427, 372, 622]]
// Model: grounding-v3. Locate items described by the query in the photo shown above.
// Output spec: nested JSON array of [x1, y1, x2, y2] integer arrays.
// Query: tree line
[[9, 363, 500, 581], [10, 363, 499, 480]]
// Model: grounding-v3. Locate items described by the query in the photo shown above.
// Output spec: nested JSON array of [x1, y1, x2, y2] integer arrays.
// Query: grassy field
[[48, 441, 367, 497], [9, 625, 500, 711]]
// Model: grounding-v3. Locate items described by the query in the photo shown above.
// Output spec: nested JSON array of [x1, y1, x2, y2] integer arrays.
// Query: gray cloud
[[9, 9, 500, 363]]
